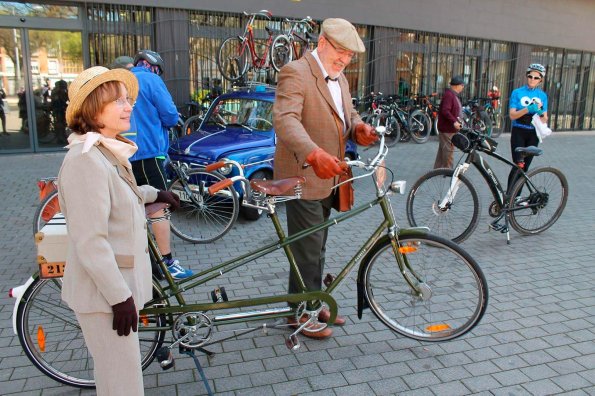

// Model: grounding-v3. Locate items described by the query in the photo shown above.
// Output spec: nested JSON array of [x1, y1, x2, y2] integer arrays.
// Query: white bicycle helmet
[[527, 63, 546, 77]]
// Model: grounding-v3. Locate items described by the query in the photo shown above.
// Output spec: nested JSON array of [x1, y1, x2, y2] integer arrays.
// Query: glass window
[[205, 98, 273, 132], [0, 2, 78, 19]]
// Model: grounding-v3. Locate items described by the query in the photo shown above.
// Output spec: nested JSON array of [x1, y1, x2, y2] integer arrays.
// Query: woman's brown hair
[[68, 81, 124, 134]]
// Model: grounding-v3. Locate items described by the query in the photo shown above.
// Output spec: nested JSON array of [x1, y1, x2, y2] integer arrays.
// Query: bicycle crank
[[173, 312, 213, 349]]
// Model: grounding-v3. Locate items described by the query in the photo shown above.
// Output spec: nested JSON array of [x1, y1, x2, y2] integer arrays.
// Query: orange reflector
[[140, 315, 149, 327], [37, 326, 46, 352], [426, 323, 451, 332], [398, 246, 417, 254]]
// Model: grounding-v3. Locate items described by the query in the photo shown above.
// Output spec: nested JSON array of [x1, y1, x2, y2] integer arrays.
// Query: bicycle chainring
[[173, 312, 213, 349], [488, 201, 502, 217]]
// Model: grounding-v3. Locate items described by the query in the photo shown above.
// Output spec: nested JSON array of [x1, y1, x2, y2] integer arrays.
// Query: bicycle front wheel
[[363, 234, 488, 341], [508, 166, 568, 235], [16, 277, 167, 388], [270, 35, 293, 72], [406, 168, 480, 243], [33, 189, 61, 235], [409, 109, 432, 144], [169, 169, 239, 243], [217, 37, 249, 82], [384, 116, 401, 147]]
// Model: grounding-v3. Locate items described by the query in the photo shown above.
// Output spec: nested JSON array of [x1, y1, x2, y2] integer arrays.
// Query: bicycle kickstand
[[180, 346, 215, 396]]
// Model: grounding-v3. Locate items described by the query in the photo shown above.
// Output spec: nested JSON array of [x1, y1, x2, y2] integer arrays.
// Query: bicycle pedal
[[285, 334, 300, 351], [154, 347, 175, 370], [489, 222, 505, 232], [210, 287, 228, 303]]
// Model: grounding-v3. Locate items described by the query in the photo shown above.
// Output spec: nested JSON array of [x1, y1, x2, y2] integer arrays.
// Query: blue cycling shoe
[[164, 258, 194, 280]]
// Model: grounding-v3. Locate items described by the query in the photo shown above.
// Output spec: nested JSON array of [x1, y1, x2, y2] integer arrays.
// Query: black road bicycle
[[406, 126, 568, 244]]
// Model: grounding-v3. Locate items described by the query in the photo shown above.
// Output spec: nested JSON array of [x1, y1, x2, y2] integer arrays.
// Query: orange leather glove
[[354, 123, 378, 146], [305, 148, 345, 179]]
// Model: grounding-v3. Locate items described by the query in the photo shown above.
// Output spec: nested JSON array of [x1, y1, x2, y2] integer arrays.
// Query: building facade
[[1, 0, 594, 153]]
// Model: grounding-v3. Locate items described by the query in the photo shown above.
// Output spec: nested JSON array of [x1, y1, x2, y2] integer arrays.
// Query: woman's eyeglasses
[[527, 75, 542, 80], [113, 97, 134, 107]]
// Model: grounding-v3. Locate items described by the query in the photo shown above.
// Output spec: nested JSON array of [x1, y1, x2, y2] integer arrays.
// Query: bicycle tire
[[33, 189, 61, 235], [384, 115, 401, 147], [217, 37, 249, 82], [16, 276, 167, 388], [182, 114, 204, 135], [406, 168, 480, 243], [480, 111, 493, 138], [508, 166, 568, 235], [409, 109, 432, 144], [168, 169, 239, 243], [270, 35, 293, 72], [491, 113, 504, 138], [362, 234, 488, 341]]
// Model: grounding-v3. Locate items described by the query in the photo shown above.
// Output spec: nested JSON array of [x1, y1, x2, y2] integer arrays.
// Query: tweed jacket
[[273, 52, 362, 200], [57, 141, 158, 313]]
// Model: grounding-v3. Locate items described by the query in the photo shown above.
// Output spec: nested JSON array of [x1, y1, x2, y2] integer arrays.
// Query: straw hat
[[66, 66, 138, 126], [321, 18, 365, 53]]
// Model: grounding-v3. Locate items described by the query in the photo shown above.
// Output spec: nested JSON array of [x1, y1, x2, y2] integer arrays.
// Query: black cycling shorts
[[131, 158, 168, 190]]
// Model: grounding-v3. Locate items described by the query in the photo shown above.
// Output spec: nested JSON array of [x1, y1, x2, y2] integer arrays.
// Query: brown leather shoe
[[318, 308, 347, 326], [287, 317, 333, 339]]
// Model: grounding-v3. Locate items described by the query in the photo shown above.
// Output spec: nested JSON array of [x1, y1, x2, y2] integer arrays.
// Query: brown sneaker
[[318, 308, 347, 326], [287, 317, 333, 339]]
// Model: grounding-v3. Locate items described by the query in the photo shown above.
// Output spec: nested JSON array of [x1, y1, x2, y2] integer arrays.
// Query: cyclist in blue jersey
[[123, 50, 194, 280], [507, 63, 548, 192]]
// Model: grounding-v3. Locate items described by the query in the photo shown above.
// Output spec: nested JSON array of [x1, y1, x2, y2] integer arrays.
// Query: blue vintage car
[[169, 85, 358, 219]]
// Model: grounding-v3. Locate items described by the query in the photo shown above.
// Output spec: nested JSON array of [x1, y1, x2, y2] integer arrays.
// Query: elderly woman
[[57, 66, 179, 395]]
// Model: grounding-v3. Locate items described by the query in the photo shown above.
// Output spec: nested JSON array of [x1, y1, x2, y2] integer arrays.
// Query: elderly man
[[434, 75, 465, 169], [273, 18, 378, 339]]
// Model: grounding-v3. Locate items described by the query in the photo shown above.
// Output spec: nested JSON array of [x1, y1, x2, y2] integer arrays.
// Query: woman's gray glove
[[112, 296, 137, 336]]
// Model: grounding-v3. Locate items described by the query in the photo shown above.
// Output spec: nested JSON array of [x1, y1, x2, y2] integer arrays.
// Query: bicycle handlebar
[[208, 179, 234, 195]]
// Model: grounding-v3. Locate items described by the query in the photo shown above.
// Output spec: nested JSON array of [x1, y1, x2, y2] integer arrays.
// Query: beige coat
[[58, 142, 158, 313], [273, 52, 362, 200]]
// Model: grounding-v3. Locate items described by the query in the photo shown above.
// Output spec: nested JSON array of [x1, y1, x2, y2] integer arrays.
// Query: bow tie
[[325, 75, 339, 82]]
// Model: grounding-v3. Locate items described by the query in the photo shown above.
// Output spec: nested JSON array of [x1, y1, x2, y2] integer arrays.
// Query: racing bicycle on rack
[[12, 126, 488, 389], [406, 125, 568, 244], [216, 10, 278, 82]]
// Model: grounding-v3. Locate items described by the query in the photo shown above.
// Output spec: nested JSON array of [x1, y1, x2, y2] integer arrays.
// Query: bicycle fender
[[397, 226, 430, 237], [356, 236, 393, 319], [11, 276, 36, 334]]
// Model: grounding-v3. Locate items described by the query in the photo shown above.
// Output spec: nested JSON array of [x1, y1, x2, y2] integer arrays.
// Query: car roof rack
[[231, 82, 276, 93]]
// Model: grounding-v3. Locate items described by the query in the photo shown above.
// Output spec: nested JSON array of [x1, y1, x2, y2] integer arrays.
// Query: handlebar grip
[[205, 161, 227, 172], [208, 179, 234, 196]]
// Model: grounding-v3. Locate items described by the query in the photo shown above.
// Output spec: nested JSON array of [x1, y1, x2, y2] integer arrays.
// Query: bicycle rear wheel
[[406, 168, 480, 243], [182, 114, 204, 135], [217, 37, 249, 82], [270, 35, 293, 72], [16, 277, 166, 388], [409, 109, 432, 144], [33, 189, 61, 235], [363, 234, 488, 341], [508, 166, 568, 235], [490, 112, 504, 138], [169, 169, 239, 243]]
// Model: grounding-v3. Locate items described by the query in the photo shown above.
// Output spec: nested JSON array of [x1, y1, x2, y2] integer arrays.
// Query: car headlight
[[217, 158, 233, 175]]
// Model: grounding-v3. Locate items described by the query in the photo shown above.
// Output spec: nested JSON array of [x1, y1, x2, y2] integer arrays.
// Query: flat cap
[[450, 75, 465, 86], [321, 18, 365, 53], [109, 56, 134, 70]]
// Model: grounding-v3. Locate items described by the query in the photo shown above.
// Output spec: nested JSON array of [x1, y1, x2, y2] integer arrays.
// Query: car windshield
[[205, 98, 273, 132]]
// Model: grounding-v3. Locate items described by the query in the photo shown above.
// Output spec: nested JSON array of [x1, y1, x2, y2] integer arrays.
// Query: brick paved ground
[[1, 131, 594, 395]]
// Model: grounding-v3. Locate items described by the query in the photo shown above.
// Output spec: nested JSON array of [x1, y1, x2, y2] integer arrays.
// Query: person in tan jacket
[[273, 18, 377, 339], [58, 66, 179, 395]]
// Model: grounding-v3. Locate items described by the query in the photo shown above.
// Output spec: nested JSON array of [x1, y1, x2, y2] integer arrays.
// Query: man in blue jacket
[[123, 50, 194, 280]]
